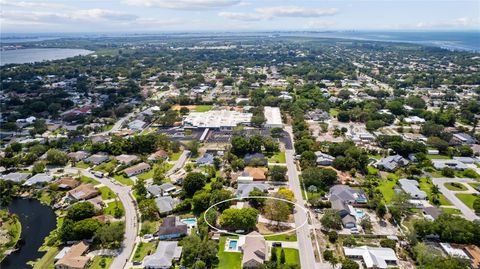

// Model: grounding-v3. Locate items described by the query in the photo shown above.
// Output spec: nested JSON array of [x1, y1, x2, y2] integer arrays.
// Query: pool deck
[[224, 237, 245, 252]]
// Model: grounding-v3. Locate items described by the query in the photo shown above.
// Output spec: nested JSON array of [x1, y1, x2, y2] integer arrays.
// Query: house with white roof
[[264, 106, 283, 128], [343, 246, 398, 268], [399, 179, 427, 200]]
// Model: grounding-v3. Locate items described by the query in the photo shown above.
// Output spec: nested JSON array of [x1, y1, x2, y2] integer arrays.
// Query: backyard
[[217, 236, 241, 269], [268, 152, 286, 163], [271, 248, 300, 266], [133, 241, 157, 262]]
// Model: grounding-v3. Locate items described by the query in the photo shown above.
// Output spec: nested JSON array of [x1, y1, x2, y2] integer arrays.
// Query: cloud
[[304, 20, 335, 29], [122, 0, 240, 9], [256, 6, 338, 18], [73, 9, 138, 21], [415, 17, 479, 29], [219, 6, 339, 21], [0, 0, 67, 9]]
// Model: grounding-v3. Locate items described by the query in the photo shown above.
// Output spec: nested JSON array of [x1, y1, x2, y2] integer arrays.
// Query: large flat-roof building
[[183, 110, 252, 130], [264, 106, 283, 128]]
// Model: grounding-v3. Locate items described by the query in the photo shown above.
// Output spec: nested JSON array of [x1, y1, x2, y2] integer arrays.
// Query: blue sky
[[1, 0, 479, 33]]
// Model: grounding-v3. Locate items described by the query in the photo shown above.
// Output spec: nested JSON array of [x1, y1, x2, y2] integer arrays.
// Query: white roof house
[[432, 159, 468, 170], [404, 116, 425, 124], [343, 246, 398, 269], [439, 243, 469, 259], [23, 173, 53, 186], [264, 106, 283, 128], [399, 179, 427, 200]]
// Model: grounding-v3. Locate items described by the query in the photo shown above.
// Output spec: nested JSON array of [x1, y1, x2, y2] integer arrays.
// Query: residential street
[[65, 167, 138, 269], [432, 177, 479, 221], [165, 150, 190, 177], [284, 126, 319, 269]]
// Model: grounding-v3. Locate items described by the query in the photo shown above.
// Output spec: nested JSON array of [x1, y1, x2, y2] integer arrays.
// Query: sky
[[1, 0, 479, 33]]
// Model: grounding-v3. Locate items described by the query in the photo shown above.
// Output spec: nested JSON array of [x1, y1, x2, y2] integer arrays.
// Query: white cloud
[[122, 0, 240, 9], [415, 17, 479, 29], [256, 6, 338, 18], [0, 0, 67, 9], [72, 9, 138, 21], [219, 6, 339, 21]]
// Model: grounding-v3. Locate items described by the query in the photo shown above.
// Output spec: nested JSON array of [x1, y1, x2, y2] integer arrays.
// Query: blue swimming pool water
[[229, 240, 238, 250], [356, 210, 365, 218], [180, 218, 197, 226]]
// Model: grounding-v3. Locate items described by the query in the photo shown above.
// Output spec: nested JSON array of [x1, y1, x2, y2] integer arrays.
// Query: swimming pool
[[355, 209, 365, 218], [228, 239, 238, 250], [180, 218, 197, 227]]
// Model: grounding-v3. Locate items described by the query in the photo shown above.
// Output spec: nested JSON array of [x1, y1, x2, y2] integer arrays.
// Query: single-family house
[[331, 199, 357, 228], [432, 159, 468, 170], [423, 207, 443, 221], [55, 177, 80, 190], [115, 154, 139, 165], [343, 246, 398, 269], [195, 153, 214, 166], [375, 155, 409, 171], [67, 184, 99, 201], [237, 183, 270, 198], [123, 162, 151, 177], [55, 241, 90, 269], [143, 241, 183, 269], [67, 151, 89, 162], [155, 196, 178, 214], [147, 183, 177, 197], [1, 172, 30, 183], [315, 151, 335, 166], [399, 179, 427, 200], [329, 185, 368, 204], [241, 231, 268, 268], [157, 216, 188, 240], [128, 119, 146, 131], [23, 173, 53, 186], [84, 154, 109, 165], [452, 133, 476, 145], [148, 150, 169, 162], [243, 167, 267, 181]]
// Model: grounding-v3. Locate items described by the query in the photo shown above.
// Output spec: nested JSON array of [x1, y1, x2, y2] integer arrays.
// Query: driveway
[[166, 150, 190, 177], [432, 177, 479, 221]]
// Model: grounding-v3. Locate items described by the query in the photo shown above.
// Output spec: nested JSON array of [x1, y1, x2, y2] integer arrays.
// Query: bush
[[441, 167, 455, 177], [380, 239, 396, 249], [328, 231, 338, 243]]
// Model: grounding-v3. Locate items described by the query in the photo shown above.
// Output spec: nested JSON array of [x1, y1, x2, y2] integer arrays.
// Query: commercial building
[[264, 106, 283, 128], [183, 110, 252, 130]]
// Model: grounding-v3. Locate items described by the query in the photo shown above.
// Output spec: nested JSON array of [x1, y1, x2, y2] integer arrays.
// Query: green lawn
[[329, 108, 339, 117], [418, 177, 452, 206], [367, 166, 379, 175], [113, 174, 134, 186], [93, 160, 117, 173], [444, 182, 468, 191], [170, 152, 183, 161], [137, 170, 154, 180], [271, 248, 300, 266], [80, 176, 100, 185], [103, 201, 125, 217], [195, 105, 213, 112], [133, 241, 157, 261], [87, 256, 113, 269], [75, 161, 90, 169], [268, 152, 286, 163], [98, 186, 116, 200], [468, 183, 480, 190], [265, 233, 297, 242], [140, 220, 160, 236], [217, 237, 242, 269], [441, 207, 462, 215], [455, 193, 479, 209], [32, 247, 58, 269], [376, 179, 397, 203]]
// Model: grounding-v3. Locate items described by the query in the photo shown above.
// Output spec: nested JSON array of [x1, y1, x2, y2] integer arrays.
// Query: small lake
[[1, 198, 57, 269], [0, 48, 93, 66]]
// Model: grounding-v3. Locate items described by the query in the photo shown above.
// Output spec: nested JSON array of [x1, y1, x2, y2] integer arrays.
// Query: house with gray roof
[[23, 173, 53, 186], [236, 183, 270, 198], [399, 179, 427, 200], [315, 151, 335, 166], [375, 155, 409, 171], [329, 185, 368, 204], [157, 216, 187, 240], [1, 172, 30, 183], [147, 183, 177, 197], [195, 153, 214, 166], [432, 159, 468, 170], [143, 241, 182, 269], [85, 154, 109, 165], [155, 196, 178, 214]]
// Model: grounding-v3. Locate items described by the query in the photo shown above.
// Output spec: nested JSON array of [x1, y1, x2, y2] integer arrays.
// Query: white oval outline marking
[[203, 195, 308, 238]]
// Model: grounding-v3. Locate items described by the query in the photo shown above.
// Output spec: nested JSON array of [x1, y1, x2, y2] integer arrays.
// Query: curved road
[[432, 177, 479, 221], [66, 167, 138, 269]]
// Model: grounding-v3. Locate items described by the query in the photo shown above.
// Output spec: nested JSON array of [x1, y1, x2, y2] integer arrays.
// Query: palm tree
[[431, 184, 440, 197], [328, 256, 338, 269]]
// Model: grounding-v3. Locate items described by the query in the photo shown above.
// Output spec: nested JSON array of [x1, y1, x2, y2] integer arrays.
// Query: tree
[[380, 239, 396, 249], [46, 148, 68, 166], [66, 202, 95, 221], [280, 249, 286, 264], [263, 199, 291, 225], [270, 127, 283, 138], [152, 164, 166, 184], [192, 191, 211, 213], [320, 209, 342, 230], [94, 222, 125, 248], [138, 199, 160, 220], [323, 250, 334, 262], [389, 192, 411, 222], [442, 167, 455, 177], [302, 167, 338, 190], [218, 208, 258, 231], [183, 172, 206, 197], [359, 216, 373, 233], [473, 199, 480, 215], [187, 140, 200, 157], [32, 161, 46, 174], [337, 111, 350, 122], [249, 188, 267, 207], [269, 165, 287, 181], [71, 218, 102, 240], [328, 230, 338, 243], [341, 258, 359, 269], [133, 178, 147, 200], [271, 247, 278, 262], [210, 189, 234, 211], [181, 235, 218, 267]]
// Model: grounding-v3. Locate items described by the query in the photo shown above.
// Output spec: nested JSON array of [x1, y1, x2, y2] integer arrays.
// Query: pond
[[0, 48, 93, 66], [1, 198, 57, 269]]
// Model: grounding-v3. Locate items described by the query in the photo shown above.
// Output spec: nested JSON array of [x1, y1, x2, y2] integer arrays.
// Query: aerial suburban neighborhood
[[1, 6, 480, 269]]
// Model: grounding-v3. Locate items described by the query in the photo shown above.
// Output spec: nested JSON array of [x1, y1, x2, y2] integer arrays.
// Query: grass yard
[[444, 182, 468, 191], [418, 177, 452, 206], [113, 174, 134, 186], [98, 186, 116, 200], [103, 201, 125, 217], [133, 241, 158, 261], [80, 176, 100, 185], [140, 220, 160, 236], [87, 256, 113, 269], [137, 170, 154, 180], [271, 248, 300, 266], [376, 179, 397, 203], [367, 166, 379, 175], [169, 152, 183, 161], [329, 108, 339, 117], [268, 152, 286, 163], [265, 233, 297, 242], [217, 237, 242, 269], [469, 183, 480, 190], [441, 207, 462, 215], [195, 105, 213, 112], [32, 247, 58, 269], [455, 193, 479, 209], [93, 160, 117, 173], [75, 161, 90, 169]]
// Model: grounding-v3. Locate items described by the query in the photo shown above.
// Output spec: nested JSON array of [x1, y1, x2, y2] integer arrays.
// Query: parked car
[[94, 171, 104, 178], [272, 242, 282, 247]]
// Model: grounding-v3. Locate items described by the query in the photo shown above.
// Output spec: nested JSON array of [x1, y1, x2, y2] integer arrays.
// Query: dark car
[[272, 242, 282, 247]]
